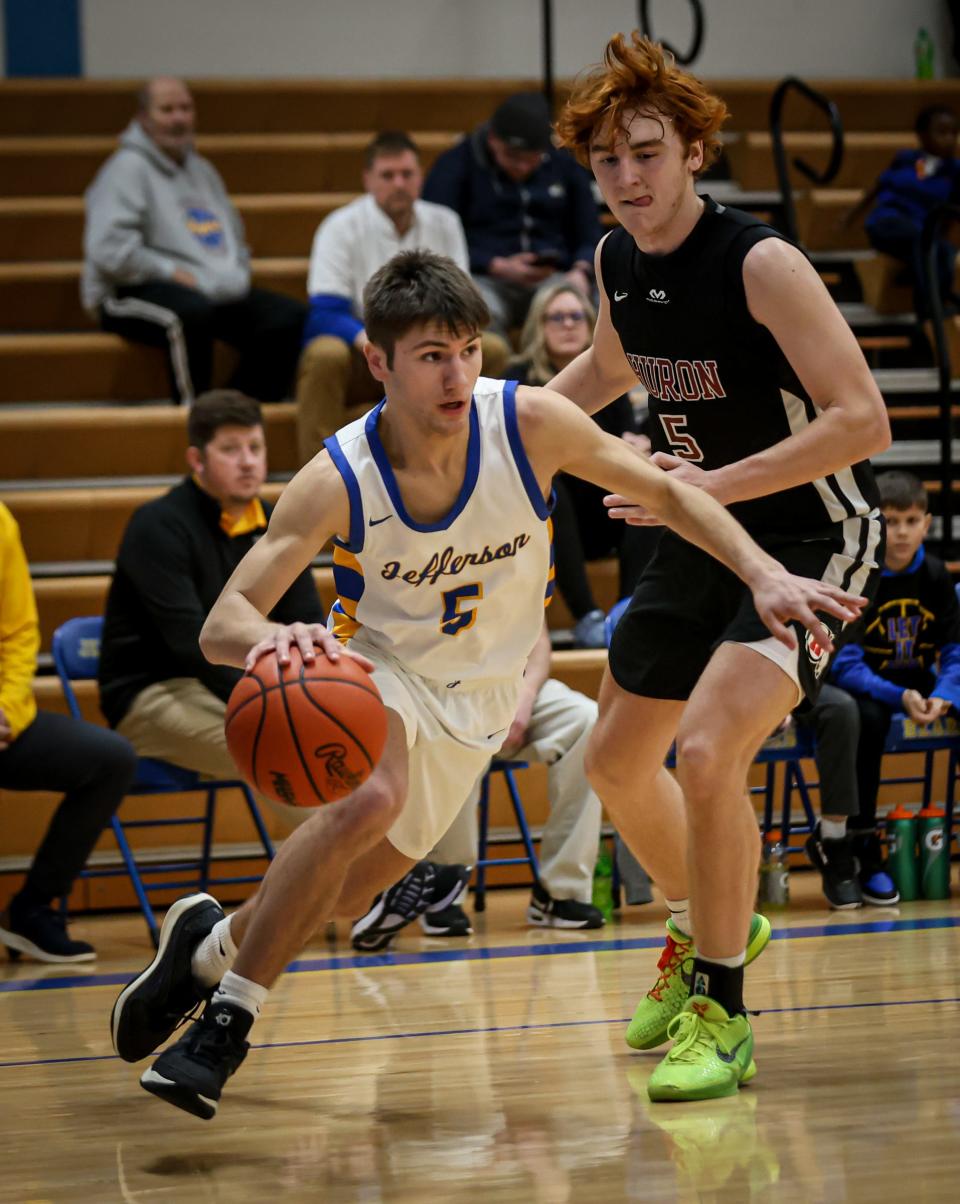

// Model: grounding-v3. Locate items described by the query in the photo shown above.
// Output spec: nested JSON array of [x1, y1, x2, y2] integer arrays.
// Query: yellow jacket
[[0, 503, 39, 739]]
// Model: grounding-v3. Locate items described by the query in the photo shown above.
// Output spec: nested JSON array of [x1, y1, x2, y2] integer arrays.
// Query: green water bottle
[[915, 28, 935, 79], [885, 806, 919, 902], [592, 838, 615, 921], [918, 807, 950, 899], [757, 831, 789, 911]]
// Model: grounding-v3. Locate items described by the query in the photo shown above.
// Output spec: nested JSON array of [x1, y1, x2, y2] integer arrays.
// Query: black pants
[[551, 474, 662, 620], [851, 669, 936, 832], [0, 712, 136, 904], [793, 683, 860, 818], [99, 281, 307, 403]]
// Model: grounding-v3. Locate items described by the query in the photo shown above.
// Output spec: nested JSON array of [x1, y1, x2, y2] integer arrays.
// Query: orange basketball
[[225, 647, 387, 806]]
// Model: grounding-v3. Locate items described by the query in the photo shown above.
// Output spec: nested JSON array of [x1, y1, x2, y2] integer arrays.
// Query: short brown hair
[[556, 32, 727, 174], [363, 250, 489, 368], [364, 130, 420, 169], [187, 390, 262, 450], [877, 470, 928, 513]]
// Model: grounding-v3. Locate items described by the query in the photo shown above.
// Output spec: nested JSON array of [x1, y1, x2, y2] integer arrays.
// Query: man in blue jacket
[[423, 92, 602, 335]]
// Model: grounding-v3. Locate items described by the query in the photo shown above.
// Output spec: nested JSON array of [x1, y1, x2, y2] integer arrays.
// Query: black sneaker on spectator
[[527, 883, 605, 929], [572, 609, 607, 649], [111, 892, 225, 1062], [419, 902, 473, 936], [804, 825, 862, 909], [351, 862, 437, 952], [0, 901, 95, 963], [352, 862, 472, 951], [140, 1000, 252, 1120]]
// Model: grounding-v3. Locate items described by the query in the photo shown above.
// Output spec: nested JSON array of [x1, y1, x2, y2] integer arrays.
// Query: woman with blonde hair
[[510, 282, 654, 647]]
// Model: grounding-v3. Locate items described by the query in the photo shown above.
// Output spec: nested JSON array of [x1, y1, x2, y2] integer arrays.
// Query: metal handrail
[[541, 0, 555, 111], [769, 77, 844, 244], [921, 203, 960, 554], [638, 0, 705, 65]]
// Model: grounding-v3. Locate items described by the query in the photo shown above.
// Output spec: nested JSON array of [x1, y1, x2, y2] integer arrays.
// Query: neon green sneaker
[[625, 913, 771, 1051], [646, 996, 755, 1102]]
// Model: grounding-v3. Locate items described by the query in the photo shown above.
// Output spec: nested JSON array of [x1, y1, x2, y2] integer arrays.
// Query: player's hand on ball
[[752, 572, 866, 652], [244, 622, 375, 675]]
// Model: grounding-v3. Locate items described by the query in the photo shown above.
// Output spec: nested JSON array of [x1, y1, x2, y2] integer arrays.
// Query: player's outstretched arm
[[200, 455, 364, 673], [545, 236, 638, 415], [519, 387, 864, 651]]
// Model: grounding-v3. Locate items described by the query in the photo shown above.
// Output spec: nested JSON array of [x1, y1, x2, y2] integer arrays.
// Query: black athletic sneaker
[[0, 902, 95, 963], [419, 902, 473, 936], [140, 1000, 252, 1120], [804, 826, 862, 910], [351, 861, 437, 952], [111, 893, 225, 1063], [429, 863, 472, 913], [527, 883, 605, 929]]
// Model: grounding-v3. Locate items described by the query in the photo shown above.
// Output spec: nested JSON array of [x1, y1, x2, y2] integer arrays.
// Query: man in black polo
[[99, 390, 324, 781]]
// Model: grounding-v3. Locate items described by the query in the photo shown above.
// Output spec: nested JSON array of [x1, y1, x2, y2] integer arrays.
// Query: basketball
[[224, 647, 388, 806]]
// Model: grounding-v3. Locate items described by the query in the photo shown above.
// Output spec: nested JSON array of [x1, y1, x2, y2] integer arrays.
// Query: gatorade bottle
[[885, 806, 919, 902], [758, 831, 789, 911], [918, 806, 950, 899], [915, 28, 935, 79], [592, 838, 615, 921]]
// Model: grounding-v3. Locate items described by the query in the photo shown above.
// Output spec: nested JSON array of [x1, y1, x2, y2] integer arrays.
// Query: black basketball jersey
[[600, 196, 879, 539]]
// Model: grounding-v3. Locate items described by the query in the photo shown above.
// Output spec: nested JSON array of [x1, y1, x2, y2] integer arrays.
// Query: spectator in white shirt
[[295, 131, 510, 461]]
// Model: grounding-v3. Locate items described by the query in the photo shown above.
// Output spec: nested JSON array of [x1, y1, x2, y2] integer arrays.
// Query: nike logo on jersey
[[613, 290, 629, 301], [646, 288, 669, 304], [368, 514, 392, 527], [487, 727, 507, 741]]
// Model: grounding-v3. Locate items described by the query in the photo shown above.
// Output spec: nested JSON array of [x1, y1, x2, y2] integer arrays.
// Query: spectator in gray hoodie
[[82, 77, 305, 404]]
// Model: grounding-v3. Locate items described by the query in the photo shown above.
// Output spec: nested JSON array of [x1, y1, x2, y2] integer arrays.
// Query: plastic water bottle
[[915, 28, 935, 79], [758, 832, 789, 911], [885, 806, 919, 902], [918, 807, 950, 899], [592, 838, 615, 921]]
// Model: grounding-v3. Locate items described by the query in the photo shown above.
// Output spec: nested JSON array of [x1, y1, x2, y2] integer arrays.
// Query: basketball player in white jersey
[[549, 34, 891, 1101], [110, 250, 866, 1120]]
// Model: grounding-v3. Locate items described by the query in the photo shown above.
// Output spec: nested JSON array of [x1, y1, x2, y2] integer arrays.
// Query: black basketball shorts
[[608, 514, 884, 704]]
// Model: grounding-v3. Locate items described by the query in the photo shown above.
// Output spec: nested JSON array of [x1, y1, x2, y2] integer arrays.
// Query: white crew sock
[[821, 817, 847, 841], [665, 897, 691, 938], [701, 950, 746, 968], [191, 915, 238, 988], [212, 969, 269, 1022]]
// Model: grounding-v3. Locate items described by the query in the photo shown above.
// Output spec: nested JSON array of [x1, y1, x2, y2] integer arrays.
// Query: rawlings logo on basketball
[[269, 770, 297, 805], [314, 743, 365, 793], [805, 631, 830, 679]]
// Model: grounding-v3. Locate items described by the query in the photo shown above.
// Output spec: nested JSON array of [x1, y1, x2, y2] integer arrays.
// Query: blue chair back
[[51, 615, 104, 720], [605, 597, 631, 648]]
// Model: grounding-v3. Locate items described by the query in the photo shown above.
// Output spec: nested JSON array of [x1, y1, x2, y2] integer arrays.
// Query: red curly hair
[[556, 32, 728, 175]]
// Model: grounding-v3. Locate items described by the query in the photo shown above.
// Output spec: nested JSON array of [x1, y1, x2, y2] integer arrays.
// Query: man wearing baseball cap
[[423, 92, 602, 334]]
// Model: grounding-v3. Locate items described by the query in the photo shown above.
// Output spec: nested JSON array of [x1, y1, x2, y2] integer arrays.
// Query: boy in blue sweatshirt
[[832, 471, 960, 903]]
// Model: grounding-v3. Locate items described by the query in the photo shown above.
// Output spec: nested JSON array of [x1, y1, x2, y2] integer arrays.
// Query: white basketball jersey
[[324, 377, 554, 683]]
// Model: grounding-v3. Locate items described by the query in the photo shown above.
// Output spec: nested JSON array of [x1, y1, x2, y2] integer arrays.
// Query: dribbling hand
[[752, 571, 866, 652], [243, 622, 375, 675]]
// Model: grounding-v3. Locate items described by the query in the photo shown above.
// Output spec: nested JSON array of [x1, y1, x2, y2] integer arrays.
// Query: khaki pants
[[117, 678, 307, 829], [430, 678, 602, 902], [295, 331, 512, 464]]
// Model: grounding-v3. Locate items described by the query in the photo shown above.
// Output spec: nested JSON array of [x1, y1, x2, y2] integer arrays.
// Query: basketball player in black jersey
[[551, 34, 890, 1101]]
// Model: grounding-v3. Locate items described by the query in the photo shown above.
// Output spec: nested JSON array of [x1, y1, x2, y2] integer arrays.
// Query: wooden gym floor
[[1, 873, 959, 1203]]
